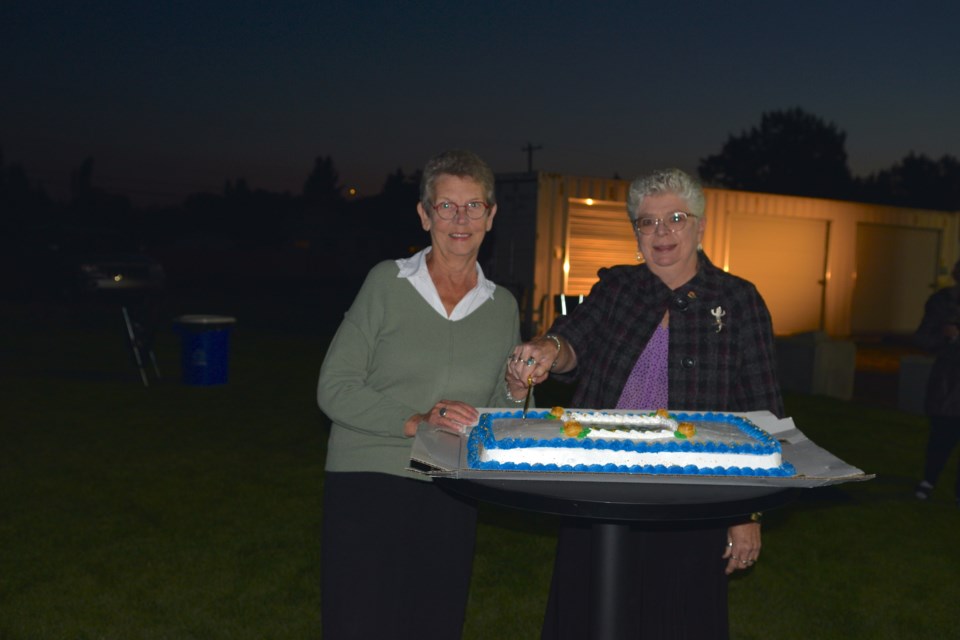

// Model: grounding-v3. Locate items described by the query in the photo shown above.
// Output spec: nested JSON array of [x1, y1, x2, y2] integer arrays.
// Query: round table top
[[436, 475, 800, 521]]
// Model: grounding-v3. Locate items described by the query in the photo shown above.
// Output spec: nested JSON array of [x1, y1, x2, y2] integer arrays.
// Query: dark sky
[[3, 1, 959, 206]]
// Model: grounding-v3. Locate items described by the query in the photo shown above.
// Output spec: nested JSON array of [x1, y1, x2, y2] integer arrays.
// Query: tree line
[[3, 107, 958, 261], [698, 107, 960, 210]]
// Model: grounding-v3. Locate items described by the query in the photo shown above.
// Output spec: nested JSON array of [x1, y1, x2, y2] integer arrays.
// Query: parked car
[[2, 227, 166, 301], [73, 253, 165, 293]]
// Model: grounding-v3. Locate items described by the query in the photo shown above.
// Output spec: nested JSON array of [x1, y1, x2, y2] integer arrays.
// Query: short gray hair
[[419, 149, 496, 209], [626, 168, 705, 222]]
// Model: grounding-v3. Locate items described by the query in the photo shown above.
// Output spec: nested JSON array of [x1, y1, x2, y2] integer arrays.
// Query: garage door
[[565, 202, 636, 295], [725, 214, 829, 336], [851, 223, 940, 335]]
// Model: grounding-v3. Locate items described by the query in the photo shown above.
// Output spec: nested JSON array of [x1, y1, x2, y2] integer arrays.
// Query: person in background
[[507, 168, 783, 639], [317, 149, 526, 638], [914, 258, 960, 507]]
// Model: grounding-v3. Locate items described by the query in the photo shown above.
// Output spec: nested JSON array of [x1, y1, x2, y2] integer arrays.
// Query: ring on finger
[[525, 357, 536, 366], [439, 407, 447, 418]]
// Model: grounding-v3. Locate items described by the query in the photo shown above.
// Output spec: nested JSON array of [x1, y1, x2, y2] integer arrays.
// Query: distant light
[[114, 274, 123, 282], [347, 187, 359, 198], [585, 198, 594, 206]]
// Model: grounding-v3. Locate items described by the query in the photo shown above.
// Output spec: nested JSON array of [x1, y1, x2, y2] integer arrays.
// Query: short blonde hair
[[419, 149, 496, 209]]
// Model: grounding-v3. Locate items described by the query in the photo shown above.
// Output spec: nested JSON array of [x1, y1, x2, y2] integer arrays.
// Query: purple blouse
[[615, 323, 668, 410]]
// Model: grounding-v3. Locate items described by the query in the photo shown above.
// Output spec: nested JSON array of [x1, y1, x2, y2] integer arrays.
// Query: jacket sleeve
[[915, 290, 959, 352], [549, 278, 609, 380], [734, 284, 785, 418], [549, 266, 668, 408]]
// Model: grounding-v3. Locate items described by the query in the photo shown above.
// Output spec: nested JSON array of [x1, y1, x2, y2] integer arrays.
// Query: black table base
[[437, 476, 799, 640]]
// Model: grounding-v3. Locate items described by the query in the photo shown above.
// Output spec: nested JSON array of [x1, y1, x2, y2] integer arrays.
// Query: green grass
[[1, 299, 958, 639]]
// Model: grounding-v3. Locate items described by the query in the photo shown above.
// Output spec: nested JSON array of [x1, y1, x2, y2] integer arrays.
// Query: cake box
[[410, 409, 872, 491]]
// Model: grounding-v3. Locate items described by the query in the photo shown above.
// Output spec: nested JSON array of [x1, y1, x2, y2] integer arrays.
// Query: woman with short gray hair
[[508, 167, 781, 638]]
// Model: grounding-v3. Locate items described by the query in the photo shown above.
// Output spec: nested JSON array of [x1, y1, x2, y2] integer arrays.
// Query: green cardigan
[[317, 260, 521, 479]]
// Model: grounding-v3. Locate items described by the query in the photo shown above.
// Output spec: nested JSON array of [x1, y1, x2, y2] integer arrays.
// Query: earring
[[636, 251, 643, 262], [697, 243, 703, 252]]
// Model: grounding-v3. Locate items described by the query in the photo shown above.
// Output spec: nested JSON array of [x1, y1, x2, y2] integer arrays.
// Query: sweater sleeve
[[317, 264, 419, 439], [485, 301, 523, 408]]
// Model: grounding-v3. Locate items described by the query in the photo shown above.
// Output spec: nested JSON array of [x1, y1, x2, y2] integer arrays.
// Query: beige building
[[492, 172, 959, 340]]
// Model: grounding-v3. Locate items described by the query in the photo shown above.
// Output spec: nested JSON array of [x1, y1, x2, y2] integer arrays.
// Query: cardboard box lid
[[409, 409, 873, 490]]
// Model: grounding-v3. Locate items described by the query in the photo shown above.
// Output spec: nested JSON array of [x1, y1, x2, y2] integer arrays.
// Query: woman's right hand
[[404, 401, 478, 437], [507, 335, 568, 388]]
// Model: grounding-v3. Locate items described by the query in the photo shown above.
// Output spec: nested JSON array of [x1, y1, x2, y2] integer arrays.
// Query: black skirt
[[321, 471, 478, 639]]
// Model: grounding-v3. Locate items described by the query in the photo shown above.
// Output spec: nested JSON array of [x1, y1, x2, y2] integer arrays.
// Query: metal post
[[591, 521, 631, 639]]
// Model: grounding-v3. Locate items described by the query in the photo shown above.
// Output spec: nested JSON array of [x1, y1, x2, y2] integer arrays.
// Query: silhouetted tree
[[70, 157, 95, 206], [858, 153, 960, 211], [0, 153, 55, 234], [67, 156, 134, 238], [699, 108, 854, 200], [225, 177, 297, 247], [379, 167, 421, 203], [375, 167, 424, 255], [302, 155, 344, 212]]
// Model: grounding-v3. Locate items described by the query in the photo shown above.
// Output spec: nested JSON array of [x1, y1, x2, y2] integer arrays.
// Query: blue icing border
[[466, 410, 796, 477]]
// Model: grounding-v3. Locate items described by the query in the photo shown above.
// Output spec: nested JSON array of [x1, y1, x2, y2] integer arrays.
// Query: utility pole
[[521, 142, 543, 173]]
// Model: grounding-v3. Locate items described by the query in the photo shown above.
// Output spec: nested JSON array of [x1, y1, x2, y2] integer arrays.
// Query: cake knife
[[522, 375, 533, 419]]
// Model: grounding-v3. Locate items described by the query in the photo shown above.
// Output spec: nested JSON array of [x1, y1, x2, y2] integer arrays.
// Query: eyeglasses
[[633, 211, 695, 235], [431, 201, 490, 220]]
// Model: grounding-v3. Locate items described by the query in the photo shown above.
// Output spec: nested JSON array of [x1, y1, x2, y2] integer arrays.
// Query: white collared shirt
[[396, 247, 496, 320]]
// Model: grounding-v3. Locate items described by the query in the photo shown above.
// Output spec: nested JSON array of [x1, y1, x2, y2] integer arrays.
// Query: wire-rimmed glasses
[[633, 211, 695, 235], [431, 201, 490, 220]]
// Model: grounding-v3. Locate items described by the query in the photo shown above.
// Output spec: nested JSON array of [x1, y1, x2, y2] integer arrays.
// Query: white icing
[[562, 410, 678, 431], [478, 411, 784, 473], [582, 427, 676, 440], [480, 447, 782, 470]]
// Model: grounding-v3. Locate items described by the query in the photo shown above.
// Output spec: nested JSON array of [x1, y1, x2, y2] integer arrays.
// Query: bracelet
[[544, 334, 562, 369], [505, 386, 524, 404]]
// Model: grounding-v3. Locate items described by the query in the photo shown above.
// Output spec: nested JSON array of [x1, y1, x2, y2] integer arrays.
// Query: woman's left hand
[[723, 522, 761, 575]]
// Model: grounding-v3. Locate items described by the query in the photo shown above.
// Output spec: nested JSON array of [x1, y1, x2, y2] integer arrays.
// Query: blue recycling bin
[[174, 315, 236, 386]]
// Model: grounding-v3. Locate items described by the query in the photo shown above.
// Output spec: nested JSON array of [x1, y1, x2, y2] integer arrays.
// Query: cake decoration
[[562, 421, 584, 438], [677, 422, 697, 438]]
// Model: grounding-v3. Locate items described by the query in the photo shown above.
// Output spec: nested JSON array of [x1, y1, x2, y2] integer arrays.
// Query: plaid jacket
[[550, 254, 784, 417]]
